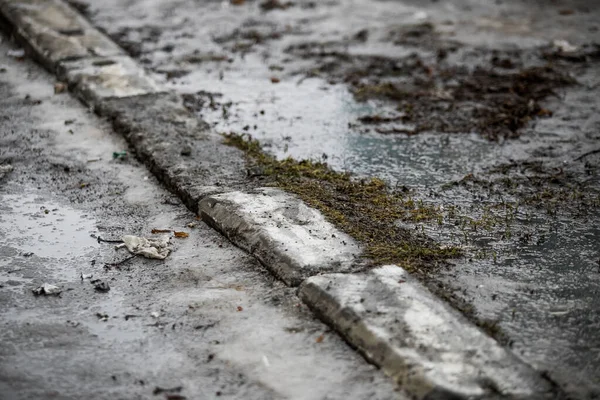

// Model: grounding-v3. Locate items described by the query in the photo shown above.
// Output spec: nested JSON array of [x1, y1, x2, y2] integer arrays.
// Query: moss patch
[[223, 133, 461, 272]]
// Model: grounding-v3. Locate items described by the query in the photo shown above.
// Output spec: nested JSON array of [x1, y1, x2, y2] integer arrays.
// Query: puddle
[[0, 192, 99, 260]]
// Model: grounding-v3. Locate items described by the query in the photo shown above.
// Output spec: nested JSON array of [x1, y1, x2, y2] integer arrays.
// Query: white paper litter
[[120, 235, 171, 259], [7, 48, 25, 58], [32, 283, 62, 295], [553, 39, 578, 53]]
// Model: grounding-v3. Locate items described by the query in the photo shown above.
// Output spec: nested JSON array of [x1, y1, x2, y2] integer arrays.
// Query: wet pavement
[[0, 37, 400, 400], [71, 0, 600, 398]]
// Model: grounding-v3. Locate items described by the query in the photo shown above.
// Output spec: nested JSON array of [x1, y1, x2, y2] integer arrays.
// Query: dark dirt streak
[[288, 48, 576, 140]]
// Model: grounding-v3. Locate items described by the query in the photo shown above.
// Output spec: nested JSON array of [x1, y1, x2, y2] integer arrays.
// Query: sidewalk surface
[[1, 0, 599, 399], [0, 37, 399, 400]]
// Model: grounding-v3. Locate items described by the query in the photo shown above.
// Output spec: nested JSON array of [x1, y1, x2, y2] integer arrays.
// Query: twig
[[104, 255, 137, 270], [574, 148, 600, 161], [96, 236, 124, 244]]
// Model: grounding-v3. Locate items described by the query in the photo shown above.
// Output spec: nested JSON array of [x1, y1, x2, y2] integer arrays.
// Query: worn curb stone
[[0, 1, 563, 399], [199, 188, 363, 286], [299, 265, 556, 400], [0, 0, 123, 71], [57, 55, 166, 106], [0, 0, 248, 214], [96, 93, 247, 212]]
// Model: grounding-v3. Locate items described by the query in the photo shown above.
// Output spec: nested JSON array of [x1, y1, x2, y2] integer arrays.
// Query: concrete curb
[[299, 266, 555, 400], [0, 0, 123, 71], [199, 188, 363, 286], [1, 0, 248, 213], [0, 1, 563, 399]]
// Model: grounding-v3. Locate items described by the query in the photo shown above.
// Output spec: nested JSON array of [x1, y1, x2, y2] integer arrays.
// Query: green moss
[[223, 133, 461, 272]]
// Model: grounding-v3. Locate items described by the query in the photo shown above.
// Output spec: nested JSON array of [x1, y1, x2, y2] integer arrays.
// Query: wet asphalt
[[72, 0, 600, 398], [0, 37, 401, 400]]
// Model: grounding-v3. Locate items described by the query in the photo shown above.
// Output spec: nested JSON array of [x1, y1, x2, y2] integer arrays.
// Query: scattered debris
[[150, 229, 189, 238], [54, 82, 67, 94], [315, 333, 325, 343], [553, 39, 578, 53], [230, 0, 245, 4], [237, 306, 243, 312], [357, 115, 406, 124], [166, 395, 187, 400], [187, 222, 198, 228], [118, 235, 171, 259], [151, 311, 160, 318], [7, 48, 25, 59], [32, 283, 62, 296], [112, 151, 127, 159], [80, 272, 93, 280], [151, 228, 172, 234], [574, 147, 600, 161], [64, 119, 75, 125], [91, 279, 110, 292], [124, 314, 140, 320], [0, 164, 14, 179], [353, 29, 369, 42], [66, 320, 80, 328], [262, 355, 271, 367], [95, 235, 124, 244], [270, 76, 280, 83], [180, 145, 192, 156], [104, 254, 137, 269], [153, 386, 183, 395], [22, 252, 34, 257], [194, 322, 217, 330], [96, 312, 109, 321], [260, 0, 293, 11]]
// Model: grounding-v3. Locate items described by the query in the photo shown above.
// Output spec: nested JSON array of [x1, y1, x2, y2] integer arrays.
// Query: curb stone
[[0, 1, 563, 399], [199, 188, 363, 286], [95, 93, 248, 212], [299, 266, 556, 400], [0, 0, 123, 71], [57, 55, 166, 106], [1, 0, 248, 214]]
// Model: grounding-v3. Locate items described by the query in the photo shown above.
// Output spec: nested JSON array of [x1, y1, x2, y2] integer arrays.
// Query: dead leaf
[[54, 82, 67, 94], [237, 306, 243, 312], [152, 228, 172, 234], [270, 77, 280, 83], [174, 231, 189, 238], [316, 334, 325, 343], [230, 0, 245, 4]]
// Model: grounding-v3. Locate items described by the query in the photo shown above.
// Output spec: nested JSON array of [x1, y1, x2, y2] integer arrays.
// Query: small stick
[[104, 255, 137, 270], [574, 148, 600, 162], [96, 236, 124, 244]]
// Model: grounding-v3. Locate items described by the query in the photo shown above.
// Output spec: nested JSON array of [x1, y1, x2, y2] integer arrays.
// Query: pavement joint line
[[0, 1, 563, 398]]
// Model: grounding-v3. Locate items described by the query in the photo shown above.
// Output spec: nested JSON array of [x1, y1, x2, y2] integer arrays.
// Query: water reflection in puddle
[[0, 193, 98, 260]]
